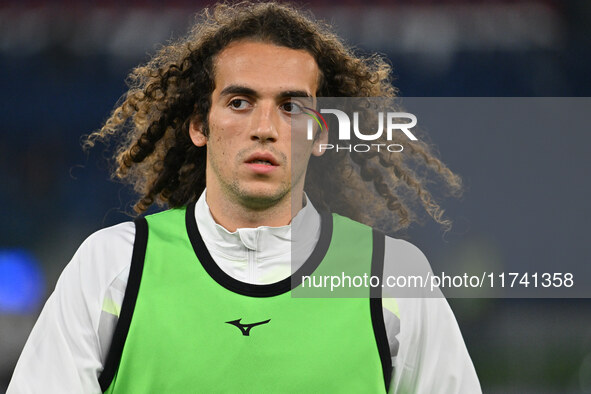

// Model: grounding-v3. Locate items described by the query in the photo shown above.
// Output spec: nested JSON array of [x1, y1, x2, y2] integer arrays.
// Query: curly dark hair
[[85, 1, 462, 233]]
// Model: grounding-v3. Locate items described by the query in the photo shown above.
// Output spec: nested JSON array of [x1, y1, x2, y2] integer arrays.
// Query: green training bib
[[100, 203, 391, 393]]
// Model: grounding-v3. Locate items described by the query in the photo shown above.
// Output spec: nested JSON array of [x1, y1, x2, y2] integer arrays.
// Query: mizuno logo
[[226, 318, 271, 336]]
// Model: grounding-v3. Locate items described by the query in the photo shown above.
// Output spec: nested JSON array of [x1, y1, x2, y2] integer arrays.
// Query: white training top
[[7, 191, 481, 394]]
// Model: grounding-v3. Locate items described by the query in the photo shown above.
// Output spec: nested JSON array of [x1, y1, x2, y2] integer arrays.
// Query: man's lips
[[244, 152, 279, 166], [244, 152, 280, 174]]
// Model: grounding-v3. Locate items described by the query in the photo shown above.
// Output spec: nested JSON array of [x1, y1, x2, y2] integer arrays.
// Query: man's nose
[[250, 103, 279, 142]]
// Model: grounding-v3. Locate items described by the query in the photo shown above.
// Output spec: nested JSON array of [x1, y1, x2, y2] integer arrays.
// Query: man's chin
[[235, 187, 290, 211]]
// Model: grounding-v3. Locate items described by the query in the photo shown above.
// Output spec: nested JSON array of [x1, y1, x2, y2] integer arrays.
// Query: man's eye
[[282, 102, 303, 114], [229, 99, 249, 110]]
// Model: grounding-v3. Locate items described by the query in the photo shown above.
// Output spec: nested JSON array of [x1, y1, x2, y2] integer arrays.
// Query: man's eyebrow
[[219, 85, 259, 98], [278, 90, 312, 99], [218, 86, 313, 99]]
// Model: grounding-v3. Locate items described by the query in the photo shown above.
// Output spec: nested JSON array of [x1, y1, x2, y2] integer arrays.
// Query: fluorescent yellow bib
[[100, 204, 391, 393]]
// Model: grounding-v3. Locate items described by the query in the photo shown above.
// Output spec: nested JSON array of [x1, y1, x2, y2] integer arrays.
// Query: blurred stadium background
[[1, 0, 591, 392]]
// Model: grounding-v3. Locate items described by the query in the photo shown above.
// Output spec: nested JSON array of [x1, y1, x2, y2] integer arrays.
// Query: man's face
[[190, 40, 325, 210]]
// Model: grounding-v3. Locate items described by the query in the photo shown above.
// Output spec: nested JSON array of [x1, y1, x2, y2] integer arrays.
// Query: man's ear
[[311, 127, 329, 157], [189, 117, 207, 147]]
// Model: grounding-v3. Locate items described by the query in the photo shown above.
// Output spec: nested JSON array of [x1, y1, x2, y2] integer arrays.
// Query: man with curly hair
[[9, 2, 480, 393]]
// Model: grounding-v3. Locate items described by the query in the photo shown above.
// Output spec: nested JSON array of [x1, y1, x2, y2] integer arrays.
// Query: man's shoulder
[[329, 213, 430, 266], [382, 235, 437, 299], [81, 221, 136, 252], [330, 213, 430, 266], [384, 236, 430, 270], [80, 206, 186, 250], [144, 206, 188, 221], [71, 221, 137, 281]]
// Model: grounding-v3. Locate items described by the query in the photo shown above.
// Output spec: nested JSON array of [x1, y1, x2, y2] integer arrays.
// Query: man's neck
[[205, 188, 304, 232]]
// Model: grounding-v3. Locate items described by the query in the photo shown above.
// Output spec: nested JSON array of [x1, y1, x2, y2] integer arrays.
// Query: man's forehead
[[212, 40, 319, 95]]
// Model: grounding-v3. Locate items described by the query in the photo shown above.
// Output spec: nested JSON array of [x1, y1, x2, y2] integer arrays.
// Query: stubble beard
[[210, 147, 295, 212]]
